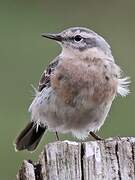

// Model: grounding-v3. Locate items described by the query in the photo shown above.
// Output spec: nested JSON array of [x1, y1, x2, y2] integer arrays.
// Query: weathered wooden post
[[16, 137, 135, 180]]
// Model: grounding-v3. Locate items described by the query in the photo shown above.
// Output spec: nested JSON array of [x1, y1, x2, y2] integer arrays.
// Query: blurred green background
[[0, 0, 134, 179]]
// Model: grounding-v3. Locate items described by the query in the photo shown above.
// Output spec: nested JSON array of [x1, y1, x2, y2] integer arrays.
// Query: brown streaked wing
[[38, 57, 60, 92]]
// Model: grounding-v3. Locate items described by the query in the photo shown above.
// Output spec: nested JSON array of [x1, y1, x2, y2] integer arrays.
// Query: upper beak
[[41, 33, 62, 42]]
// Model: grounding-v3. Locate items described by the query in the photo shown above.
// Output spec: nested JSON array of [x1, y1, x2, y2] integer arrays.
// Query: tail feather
[[15, 122, 46, 151]]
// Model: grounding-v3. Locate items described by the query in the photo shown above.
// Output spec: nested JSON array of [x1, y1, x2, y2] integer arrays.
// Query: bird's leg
[[55, 131, 60, 141], [89, 131, 103, 140]]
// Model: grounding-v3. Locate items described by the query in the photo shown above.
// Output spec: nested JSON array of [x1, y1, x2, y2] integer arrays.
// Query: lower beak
[[41, 33, 62, 42]]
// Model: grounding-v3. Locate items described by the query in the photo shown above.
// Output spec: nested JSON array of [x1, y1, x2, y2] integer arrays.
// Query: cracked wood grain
[[16, 137, 135, 180]]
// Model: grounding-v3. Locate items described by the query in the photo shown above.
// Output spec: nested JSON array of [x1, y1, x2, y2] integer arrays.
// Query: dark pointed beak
[[41, 33, 62, 42]]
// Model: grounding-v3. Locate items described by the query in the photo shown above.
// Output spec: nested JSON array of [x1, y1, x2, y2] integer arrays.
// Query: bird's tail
[[15, 122, 47, 151]]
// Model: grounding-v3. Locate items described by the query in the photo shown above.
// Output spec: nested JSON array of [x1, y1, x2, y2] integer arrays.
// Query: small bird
[[15, 27, 130, 151]]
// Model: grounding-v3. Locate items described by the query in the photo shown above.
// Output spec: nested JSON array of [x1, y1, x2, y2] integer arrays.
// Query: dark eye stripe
[[63, 36, 99, 50], [65, 36, 84, 42], [68, 37, 74, 41]]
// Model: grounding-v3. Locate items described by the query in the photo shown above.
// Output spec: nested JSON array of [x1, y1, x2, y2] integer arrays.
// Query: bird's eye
[[74, 35, 82, 42]]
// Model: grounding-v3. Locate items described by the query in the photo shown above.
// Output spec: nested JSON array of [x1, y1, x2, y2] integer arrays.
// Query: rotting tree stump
[[16, 137, 135, 180]]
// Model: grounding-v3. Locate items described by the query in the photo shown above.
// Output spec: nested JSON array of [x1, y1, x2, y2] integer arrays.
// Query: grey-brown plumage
[[15, 27, 130, 151], [38, 58, 59, 91]]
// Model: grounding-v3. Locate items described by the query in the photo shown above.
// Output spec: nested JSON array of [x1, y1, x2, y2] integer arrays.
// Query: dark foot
[[55, 131, 60, 141], [89, 131, 103, 140]]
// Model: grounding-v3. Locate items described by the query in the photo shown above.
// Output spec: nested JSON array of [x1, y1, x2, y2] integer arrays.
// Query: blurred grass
[[0, 0, 135, 179]]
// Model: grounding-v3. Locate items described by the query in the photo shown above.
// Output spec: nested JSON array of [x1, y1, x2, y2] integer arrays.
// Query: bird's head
[[41, 27, 113, 59]]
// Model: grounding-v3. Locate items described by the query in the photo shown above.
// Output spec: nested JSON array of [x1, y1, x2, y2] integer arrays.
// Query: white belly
[[29, 87, 113, 139]]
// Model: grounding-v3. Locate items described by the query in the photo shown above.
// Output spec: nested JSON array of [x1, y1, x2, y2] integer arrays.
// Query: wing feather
[[38, 57, 60, 92]]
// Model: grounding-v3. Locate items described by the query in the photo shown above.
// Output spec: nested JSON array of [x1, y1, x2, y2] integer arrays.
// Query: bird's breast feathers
[[50, 57, 129, 106], [36, 56, 130, 109]]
